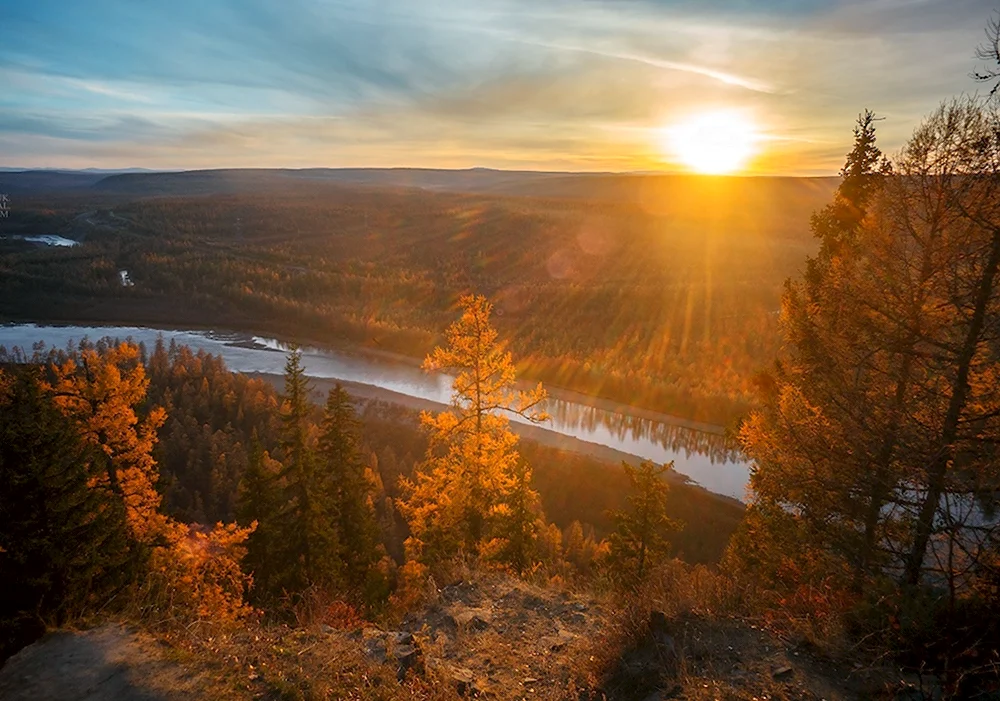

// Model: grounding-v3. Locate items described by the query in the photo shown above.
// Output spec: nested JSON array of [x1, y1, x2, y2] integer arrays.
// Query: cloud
[[0, 0, 997, 170]]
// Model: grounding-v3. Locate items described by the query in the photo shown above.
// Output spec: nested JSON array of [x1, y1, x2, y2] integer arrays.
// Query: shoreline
[[249, 371, 746, 510], [1, 317, 732, 436]]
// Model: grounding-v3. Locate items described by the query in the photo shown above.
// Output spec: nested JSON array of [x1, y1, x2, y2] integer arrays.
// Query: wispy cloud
[[0, 0, 996, 171], [519, 39, 776, 93]]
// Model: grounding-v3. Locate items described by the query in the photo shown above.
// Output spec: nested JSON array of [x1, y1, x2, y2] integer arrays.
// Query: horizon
[[3, 0, 998, 175], [0, 165, 845, 177]]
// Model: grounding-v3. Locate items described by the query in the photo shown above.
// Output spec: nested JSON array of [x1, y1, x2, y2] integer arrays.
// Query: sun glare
[[663, 111, 760, 175]]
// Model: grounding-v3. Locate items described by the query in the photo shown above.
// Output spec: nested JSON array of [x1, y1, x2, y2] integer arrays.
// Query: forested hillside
[[0, 173, 836, 424]]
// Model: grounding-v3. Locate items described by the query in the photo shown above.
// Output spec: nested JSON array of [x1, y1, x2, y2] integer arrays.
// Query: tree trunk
[[903, 228, 1000, 585]]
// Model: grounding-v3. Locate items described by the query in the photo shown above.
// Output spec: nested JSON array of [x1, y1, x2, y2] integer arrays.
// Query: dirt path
[[0, 625, 220, 701]]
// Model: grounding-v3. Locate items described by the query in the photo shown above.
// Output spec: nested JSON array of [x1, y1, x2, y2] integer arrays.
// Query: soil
[[0, 624, 222, 701]]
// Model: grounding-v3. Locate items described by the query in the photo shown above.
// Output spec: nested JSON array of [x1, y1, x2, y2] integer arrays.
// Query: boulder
[[445, 665, 490, 697], [362, 637, 387, 664], [393, 643, 423, 680], [453, 607, 492, 632]]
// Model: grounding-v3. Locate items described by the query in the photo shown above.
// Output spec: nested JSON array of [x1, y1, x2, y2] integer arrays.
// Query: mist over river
[[0, 324, 751, 500]]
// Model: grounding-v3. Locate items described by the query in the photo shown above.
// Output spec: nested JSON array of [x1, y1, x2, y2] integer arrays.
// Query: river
[[0, 323, 751, 500]]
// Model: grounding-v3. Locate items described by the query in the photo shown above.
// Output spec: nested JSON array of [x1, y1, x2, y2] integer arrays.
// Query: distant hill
[[0, 167, 839, 206], [0, 171, 107, 194]]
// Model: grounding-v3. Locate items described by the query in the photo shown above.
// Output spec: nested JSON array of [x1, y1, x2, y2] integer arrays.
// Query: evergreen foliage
[[607, 460, 682, 586], [318, 384, 382, 591], [0, 367, 132, 658]]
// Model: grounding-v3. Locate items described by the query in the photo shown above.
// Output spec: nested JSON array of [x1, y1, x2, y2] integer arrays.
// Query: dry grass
[[581, 560, 915, 701], [154, 619, 460, 700]]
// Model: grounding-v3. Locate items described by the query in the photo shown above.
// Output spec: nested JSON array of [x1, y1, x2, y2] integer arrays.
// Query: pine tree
[[607, 460, 681, 586], [399, 295, 547, 565], [0, 368, 132, 657], [318, 384, 380, 589]]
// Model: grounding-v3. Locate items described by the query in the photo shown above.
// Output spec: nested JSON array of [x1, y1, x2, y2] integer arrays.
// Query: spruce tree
[[486, 460, 541, 575], [237, 432, 283, 600], [607, 460, 681, 587], [318, 384, 380, 589], [0, 368, 131, 656], [275, 346, 339, 593], [733, 112, 904, 593]]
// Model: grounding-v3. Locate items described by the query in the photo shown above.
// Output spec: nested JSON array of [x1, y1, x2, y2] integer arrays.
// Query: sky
[[1, 0, 997, 174]]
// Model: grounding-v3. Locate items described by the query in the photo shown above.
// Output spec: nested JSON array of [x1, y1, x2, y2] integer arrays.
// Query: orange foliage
[[147, 521, 257, 623], [44, 343, 168, 542], [39, 342, 257, 623]]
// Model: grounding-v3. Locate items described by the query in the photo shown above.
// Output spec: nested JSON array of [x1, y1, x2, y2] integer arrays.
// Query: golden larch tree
[[399, 295, 547, 565]]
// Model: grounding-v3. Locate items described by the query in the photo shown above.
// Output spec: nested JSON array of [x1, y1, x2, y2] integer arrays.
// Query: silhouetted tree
[[318, 384, 381, 589], [0, 368, 131, 658], [973, 12, 1000, 96], [607, 460, 681, 586]]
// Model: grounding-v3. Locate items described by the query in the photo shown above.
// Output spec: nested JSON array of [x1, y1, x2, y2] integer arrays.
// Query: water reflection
[[0, 323, 750, 499], [543, 398, 740, 465]]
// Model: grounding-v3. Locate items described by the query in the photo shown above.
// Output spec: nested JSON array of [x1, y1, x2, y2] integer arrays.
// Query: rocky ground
[[0, 575, 929, 700], [0, 624, 230, 701]]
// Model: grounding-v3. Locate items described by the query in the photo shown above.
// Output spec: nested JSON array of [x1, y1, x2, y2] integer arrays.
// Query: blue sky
[[1, 0, 997, 172]]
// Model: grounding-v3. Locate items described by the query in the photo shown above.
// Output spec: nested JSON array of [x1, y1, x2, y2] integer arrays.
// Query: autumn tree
[[892, 99, 1000, 587], [607, 460, 681, 586], [732, 100, 1000, 674], [730, 111, 909, 599], [43, 342, 168, 543], [399, 294, 547, 567], [0, 367, 131, 657], [1, 340, 256, 636]]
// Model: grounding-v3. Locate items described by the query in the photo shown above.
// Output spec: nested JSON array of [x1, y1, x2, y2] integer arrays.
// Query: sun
[[662, 110, 760, 175]]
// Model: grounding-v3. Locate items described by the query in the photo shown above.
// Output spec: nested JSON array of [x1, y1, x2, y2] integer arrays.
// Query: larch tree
[[9, 342, 255, 628], [891, 98, 1000, 587], [399, 294, 547, 567], [42, 342, 168, 544]]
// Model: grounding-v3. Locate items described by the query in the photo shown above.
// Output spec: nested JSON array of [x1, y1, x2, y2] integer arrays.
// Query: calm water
[[0, 324, 750, 499]]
